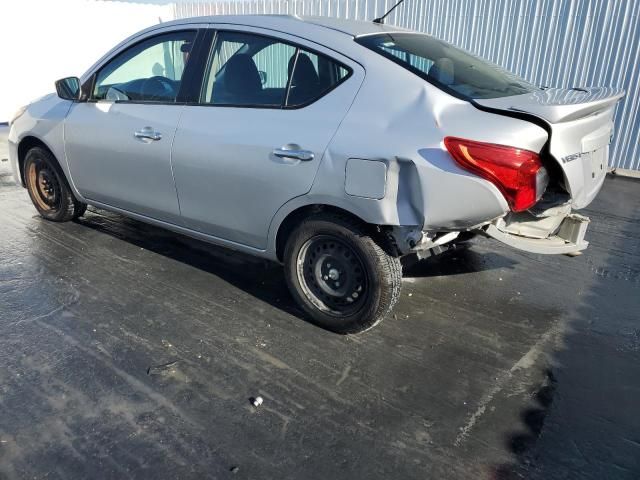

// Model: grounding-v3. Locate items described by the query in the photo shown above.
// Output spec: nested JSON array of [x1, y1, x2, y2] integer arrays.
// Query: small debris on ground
[[251, 396, 264, 407], [230, 466, 239, 474], [147, 360, 179, 376]]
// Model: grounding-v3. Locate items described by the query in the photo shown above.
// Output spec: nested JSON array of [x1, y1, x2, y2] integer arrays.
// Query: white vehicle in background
[[8, 15, 623, 333], [0, 123, 9, 165]]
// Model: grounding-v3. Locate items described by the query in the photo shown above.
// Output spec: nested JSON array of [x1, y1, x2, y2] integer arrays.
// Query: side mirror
[[258, 70, 267, 86], [55, 77, 80, 101]]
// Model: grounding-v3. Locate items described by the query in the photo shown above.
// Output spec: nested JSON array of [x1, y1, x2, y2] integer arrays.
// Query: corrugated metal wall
[[174, 0, 640, 171]]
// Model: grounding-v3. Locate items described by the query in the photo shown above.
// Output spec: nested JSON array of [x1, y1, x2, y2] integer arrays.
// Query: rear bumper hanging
[[485, 214, 590, 255]]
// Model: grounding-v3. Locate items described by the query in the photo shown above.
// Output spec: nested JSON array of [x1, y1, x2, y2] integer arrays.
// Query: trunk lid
[[475, 87, 624, 209]]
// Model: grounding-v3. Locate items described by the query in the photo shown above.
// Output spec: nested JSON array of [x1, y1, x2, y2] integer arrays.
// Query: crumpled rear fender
[[266, 70, 551, 259]]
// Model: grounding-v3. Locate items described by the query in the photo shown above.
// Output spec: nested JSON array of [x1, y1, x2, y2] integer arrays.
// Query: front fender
[[8, 95, 85, 200]]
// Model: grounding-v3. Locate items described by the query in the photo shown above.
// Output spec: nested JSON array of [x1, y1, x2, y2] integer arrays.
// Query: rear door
[[171, 27, 363, 249], [65, 28, 200, 224]]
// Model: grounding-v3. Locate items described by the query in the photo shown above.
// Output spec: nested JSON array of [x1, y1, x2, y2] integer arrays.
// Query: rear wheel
[[284, 213, 402, 334], [24, 146, 86, 222]]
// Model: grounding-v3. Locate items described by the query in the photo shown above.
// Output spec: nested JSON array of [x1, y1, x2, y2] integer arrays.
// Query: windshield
[[356, 33, 538, 100]]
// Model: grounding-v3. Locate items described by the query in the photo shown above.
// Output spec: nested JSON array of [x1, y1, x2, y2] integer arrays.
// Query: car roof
[[163, 14, 410, 38], [82, 14, 412, 81], [303, 15, 411, 36]]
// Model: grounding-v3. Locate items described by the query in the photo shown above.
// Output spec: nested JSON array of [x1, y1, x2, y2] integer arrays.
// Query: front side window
[[357, 33, 538, 100], [201, 31, 350, 108], [94, 31, 196, 103]]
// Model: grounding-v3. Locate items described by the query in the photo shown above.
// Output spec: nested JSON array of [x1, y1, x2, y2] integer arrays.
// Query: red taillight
[[444, 137, 547, 212]]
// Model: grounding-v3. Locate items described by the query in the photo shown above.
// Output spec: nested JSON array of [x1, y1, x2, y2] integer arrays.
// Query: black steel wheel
[[284, 212, 402, 334], [24, 146, 86, 222], [297, 235, 369, 317]]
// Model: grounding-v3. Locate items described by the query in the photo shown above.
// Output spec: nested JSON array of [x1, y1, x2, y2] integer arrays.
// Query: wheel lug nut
[[323, 275, 328, 281]]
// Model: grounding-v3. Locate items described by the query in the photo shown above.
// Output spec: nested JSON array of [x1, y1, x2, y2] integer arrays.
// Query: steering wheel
[[140, 76, 175, 101]]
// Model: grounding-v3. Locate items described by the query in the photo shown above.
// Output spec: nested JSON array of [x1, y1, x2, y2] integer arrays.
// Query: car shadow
[[490, 369, 557, 480], [74, 207, 302, 318], [75, 208, 516, 319], [402, 242, 518, 279]]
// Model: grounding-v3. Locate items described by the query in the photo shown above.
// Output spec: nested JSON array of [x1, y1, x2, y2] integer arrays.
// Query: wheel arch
[[273, 202, 388, 262], [17, 136, 61, 187]]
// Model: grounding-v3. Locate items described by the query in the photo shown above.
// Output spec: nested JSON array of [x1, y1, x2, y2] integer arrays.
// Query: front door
[[65, 30, 197, 224], [171, 28, 363, 249]]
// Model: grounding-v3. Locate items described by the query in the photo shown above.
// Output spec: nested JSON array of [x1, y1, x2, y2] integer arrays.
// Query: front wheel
[[24, 146, 86, 222], [284, 213, 402, 334]]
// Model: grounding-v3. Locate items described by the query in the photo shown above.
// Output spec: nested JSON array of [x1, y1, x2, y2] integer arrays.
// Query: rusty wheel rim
[[27, 158, 61, 212]]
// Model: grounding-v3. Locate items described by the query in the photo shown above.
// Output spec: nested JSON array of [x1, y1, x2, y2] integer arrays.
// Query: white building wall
[[0, 0, 174, 122]]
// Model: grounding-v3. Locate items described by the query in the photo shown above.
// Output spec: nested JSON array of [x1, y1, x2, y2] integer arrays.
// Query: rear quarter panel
[[272, 46, 549, 239]]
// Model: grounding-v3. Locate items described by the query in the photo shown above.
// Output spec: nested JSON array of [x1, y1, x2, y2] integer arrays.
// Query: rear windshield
[[356, 33, 538, 100]]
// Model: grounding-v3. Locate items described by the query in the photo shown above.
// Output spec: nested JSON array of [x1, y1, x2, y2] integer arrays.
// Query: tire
[[24, 146, 86, 222], [284, 213, 402, 334]]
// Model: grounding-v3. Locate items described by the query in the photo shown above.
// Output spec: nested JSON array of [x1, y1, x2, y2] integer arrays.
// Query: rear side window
[[201, 31, 350, 108], [356, 33, 537, 100], [94, 31, 196, 103], [286, 49, 350, 107]]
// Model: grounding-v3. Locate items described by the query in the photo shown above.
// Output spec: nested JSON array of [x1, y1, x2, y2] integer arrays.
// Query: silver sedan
[[8, 15, 623, 333]]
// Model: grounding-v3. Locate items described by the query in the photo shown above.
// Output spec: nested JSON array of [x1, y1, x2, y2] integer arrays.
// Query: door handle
[[134, 127, 162, 141], [272, 144, 314, 161]]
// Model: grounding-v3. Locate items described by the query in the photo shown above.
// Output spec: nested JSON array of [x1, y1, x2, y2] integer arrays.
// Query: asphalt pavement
[[0, 167, 638, 479]]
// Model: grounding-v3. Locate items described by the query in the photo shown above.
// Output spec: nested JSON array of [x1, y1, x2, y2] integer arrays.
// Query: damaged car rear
[[356, 32, 624, 256], [8, 16, 624, 334]]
